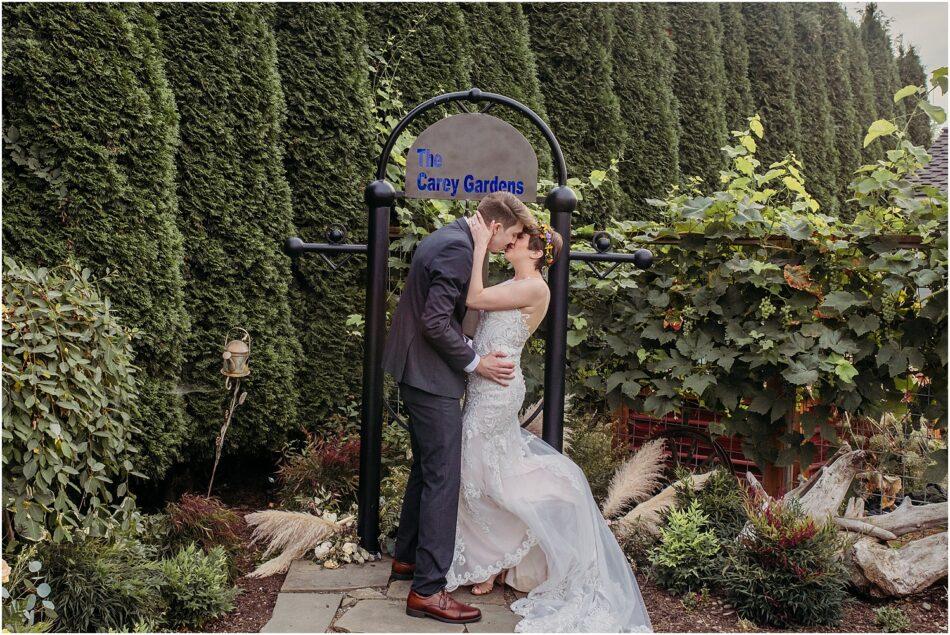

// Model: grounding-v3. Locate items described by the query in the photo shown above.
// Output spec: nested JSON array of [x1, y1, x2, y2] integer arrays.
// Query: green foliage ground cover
[[644, 469, 851, 628]]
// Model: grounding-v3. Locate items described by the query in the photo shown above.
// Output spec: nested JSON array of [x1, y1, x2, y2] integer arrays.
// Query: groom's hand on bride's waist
[[475, 351, 516, 387]]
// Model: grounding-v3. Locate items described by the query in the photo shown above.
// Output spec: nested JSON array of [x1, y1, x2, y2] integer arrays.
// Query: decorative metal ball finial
[[633, 248, 654, 270], [327, 225, 346, 244], [592, 231, 612, 253]]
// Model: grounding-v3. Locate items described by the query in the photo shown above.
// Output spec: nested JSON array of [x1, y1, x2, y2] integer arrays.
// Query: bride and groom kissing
[[382, 192, 652, 632]]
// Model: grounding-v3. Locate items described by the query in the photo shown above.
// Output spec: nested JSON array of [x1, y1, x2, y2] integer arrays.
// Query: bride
[[445, 212, 652, 633]]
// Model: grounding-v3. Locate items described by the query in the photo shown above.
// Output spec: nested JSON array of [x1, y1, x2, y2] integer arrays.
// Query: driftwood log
[[746, 443, 948, 598]]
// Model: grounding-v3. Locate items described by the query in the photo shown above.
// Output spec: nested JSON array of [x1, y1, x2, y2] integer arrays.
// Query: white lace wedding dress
[[444, 281, 652, 633]]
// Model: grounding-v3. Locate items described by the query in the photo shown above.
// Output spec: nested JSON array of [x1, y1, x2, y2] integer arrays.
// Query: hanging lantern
[[221, 327, 251, 378]]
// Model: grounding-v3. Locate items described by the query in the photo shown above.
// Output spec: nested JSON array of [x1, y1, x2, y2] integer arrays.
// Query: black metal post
[[542, 186, 577, 451], [357, 180, 394, 553]]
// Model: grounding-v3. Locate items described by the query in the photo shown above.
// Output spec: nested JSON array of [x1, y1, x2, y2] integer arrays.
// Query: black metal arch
[[287, 88, 652, 553], [374, 87, 568, 186]]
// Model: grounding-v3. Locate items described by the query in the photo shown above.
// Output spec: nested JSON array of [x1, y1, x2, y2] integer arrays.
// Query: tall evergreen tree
[[845, 17, 882, 160], [719, 3, 754, 132], [525, 3, 627, 225], [668, 3, 729, 186], [364, 3, 471, 113], [461, 3, 552, 176], [611, 2, 679, 212], [2, 3, 191, 477], [742, 3, 801, 166], [156, 4, 302, 460], [792, 5, 839, 212], [897, 42, 933, 147], [275, 4, 375, 428], [860, 3, 901, 122], [818, 3, 863, 204]]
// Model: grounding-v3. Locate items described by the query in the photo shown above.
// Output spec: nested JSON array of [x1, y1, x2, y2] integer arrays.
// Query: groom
[[382, 192, 534, 623]]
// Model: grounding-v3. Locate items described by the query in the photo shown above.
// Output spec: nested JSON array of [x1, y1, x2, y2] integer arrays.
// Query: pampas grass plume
[[245, 510, 352, 578], [601, 438, 666, 519]]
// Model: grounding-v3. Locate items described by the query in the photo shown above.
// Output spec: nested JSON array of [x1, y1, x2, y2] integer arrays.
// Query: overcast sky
[[844, 1, 949, 121]]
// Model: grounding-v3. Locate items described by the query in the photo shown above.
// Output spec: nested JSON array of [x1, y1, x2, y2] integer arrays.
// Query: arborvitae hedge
[[742, 3, 801, 167], [668, 3, 728, 187], [526, 2, 627, 225], [719, 3, 755, 132], [897, 44, 933, 148], [461, 3, 552, 177], [156, 4, 301, 461], [364, 3, 471, 115], [2, 3, 191, 478], [792, 5, 840, 213], [860, 4, 902, 123], [845, 18, 882, 161], [819, 3, 863, 205], [611, 2, 679, 212], [275, 4, 375, 427]]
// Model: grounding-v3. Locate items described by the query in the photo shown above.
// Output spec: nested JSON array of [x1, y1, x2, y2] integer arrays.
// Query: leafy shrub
[[675, 468, 747, 542], [277, 434, 360, 507], [158, 543, 237, 629], [716, 496, 849, 627], [1, 547, 57, 632], [165, 494, 244, 577], [378, 464, 410, 555], [565, 412, 622, 504], [614, 517, 659, 567], [875, 606, 911, 632], [648, 500, 720, 594], [565, 85, 948, 471], [2, 258, 141, 542], [36, 535, 165, 632]]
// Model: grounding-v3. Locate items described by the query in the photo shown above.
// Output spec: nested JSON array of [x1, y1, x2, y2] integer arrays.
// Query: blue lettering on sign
[[462, 174, 525, 196], [415, 148, 526, 198], [417, 172, 460, 196], [416, 148, 443, 168]]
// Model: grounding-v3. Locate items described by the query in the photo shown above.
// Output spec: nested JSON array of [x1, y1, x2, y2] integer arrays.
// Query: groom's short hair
[[477, 192, 535, 230]]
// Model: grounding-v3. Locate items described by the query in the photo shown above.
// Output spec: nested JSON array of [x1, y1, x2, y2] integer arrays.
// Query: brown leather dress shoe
[[406, 589, 482, 624], [390, 559, 416, 581]]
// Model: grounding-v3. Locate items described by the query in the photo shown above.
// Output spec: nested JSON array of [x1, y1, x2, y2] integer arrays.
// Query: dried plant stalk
[[601, 439, 666, 519], [244, 510, 352, 577]]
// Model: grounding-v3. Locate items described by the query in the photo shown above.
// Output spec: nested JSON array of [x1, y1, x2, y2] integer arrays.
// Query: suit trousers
[[394, 382, 463, 596]]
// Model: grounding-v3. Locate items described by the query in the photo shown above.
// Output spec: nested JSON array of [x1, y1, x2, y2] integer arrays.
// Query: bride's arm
[[466, 214, 546, 311]]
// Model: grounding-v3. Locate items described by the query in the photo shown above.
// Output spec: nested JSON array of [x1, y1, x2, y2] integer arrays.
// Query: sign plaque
[[405, 113, 538, 202]]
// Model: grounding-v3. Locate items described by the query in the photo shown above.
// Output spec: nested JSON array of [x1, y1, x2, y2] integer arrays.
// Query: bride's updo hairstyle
[[526, 224, 563, 271]]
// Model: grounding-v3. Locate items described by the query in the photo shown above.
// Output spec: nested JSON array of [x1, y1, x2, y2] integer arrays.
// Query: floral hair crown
[[536, 222, 556, 266]]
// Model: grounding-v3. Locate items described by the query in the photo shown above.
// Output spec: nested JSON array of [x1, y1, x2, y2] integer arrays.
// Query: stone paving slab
[[334, 599, 466, 633], [465, 603, 521, 633], [385, 580, 509, 607], [282, 557, 392, 592], [261, 592, 343, 633]]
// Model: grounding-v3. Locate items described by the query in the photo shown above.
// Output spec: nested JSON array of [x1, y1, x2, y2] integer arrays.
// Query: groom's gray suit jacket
[[382, 217, 476, 399]]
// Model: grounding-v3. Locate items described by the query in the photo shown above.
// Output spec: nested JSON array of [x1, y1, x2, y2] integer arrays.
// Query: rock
[[261, 593, 343, 633], [323, 559, 339, 570], [335, 599, 465, 633], [923, 602, 932, 610], [341, 597, 358, 609], [282, 557, 394, 592]]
